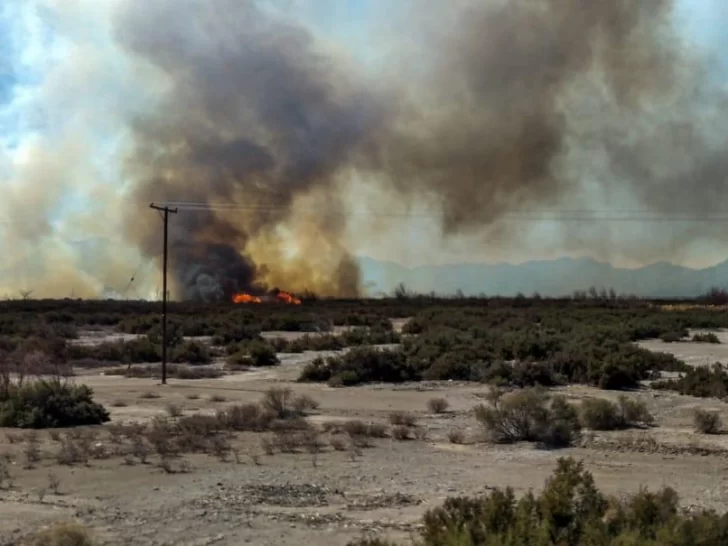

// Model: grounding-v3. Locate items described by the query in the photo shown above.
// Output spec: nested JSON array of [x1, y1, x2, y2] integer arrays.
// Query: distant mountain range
[[358, 256, 728, 298]]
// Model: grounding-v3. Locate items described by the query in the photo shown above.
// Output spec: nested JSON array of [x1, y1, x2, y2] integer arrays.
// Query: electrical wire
[[153, 201, 728, 222]]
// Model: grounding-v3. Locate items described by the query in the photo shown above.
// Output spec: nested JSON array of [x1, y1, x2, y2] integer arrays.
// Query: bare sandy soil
[[2, 330, 728, 545]]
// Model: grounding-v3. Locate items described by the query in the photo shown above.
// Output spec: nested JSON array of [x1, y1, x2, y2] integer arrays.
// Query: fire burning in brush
[[276, 290, 302, 305], [232, 293, 262, 304], [231, 289, 301, 305]]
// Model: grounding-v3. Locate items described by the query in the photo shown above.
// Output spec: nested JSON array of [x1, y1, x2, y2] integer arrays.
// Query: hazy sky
[[1, 0, 728, 297]]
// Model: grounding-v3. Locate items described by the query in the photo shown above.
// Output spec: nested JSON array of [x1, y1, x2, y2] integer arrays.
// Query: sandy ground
[[2, 329, 728, 545]]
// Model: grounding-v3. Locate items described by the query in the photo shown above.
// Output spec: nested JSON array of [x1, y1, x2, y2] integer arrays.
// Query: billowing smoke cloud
[[371, 0, 682, 232], [115, 0, 386, 299], [2, 0, 728, 299]]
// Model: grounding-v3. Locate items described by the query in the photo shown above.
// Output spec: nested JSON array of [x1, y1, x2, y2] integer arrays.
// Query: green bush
[[0, 379, 110, 429], [653, 364, 728, 399], [473, 388, 581, 448], [579, 396, 653, 430], [170, 340, 211, 364], [299, 347, 415, 386], [350, 457, 728, 546], [692, 332, 721, 344], [225, 340, 278, 368], [660, 331, 685, 343]]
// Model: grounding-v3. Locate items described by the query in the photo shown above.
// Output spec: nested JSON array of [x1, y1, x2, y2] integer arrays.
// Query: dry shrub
[[0, 454, 12, 489], [210, 435, 232, 461], [260, 435, 276, 455], [292, 393, 320, 413], [367, 422, 389, 438], [388, 411, 417, 427], [145, 417, 179, 458], [261, 387, 319, 419], [474, 388, 581, 448], [342, 420, 369, 436], [25, 521, 95, 546], [694, 409, 722, 434], [331, 420, 387, 443], [579, 396, 654, 431], [427, 397, 450, 414], [56, 437, 85, 466], [392, 425, 412, 441], [47, 471, 61, 494], [447, 429, 465, 444], [217, 403, 273, 432], [209, 394, 226, 403], [618, 396, 654, 427], [131, 435, 150, 464], [24, 432, 41, 468], [330, 437, 348, 451], [158, 455, 175, 474], [165, 403, 183, 418], [413, 426, 428, 441]]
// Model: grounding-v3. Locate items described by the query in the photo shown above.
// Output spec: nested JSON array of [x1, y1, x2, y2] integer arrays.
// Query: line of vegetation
[[300, 304, 727, 390], [653, 364, 728, 399]]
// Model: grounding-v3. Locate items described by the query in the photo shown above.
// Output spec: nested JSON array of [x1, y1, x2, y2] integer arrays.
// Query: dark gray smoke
[[112, 0, 728, 299], [116, 0, 386, 299]]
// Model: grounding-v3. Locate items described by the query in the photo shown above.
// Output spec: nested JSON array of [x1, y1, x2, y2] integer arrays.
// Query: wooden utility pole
[[150, 203, 178, 385]]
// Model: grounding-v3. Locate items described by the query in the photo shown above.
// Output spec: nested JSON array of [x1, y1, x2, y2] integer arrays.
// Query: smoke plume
[[2, 0, 728, 299], [115, 0, 387, 300]]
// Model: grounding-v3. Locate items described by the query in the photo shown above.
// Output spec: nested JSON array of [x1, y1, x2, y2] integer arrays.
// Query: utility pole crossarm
[[149, 203, 178, 385]]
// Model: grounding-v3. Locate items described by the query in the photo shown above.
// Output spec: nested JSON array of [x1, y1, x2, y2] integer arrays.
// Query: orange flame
[[276, 291, 302, 305], [232, 293, 262, 304]]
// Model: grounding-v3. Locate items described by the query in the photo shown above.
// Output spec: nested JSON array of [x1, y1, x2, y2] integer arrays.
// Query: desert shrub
[[25, 521, 96, 546], [330, 436, 348, 451], [292, 393, 320, 413], [170, 341, 211, 364], [694, 409, 722, 434], [693, 332, 721, 344], [232, 340, 279, 368], [347, 539, 398, 546], [353, 457, 728, 546], [426, 397, 450, 414], [474, 388, 580, 448], [653, 363, 728, 399], [391, 425, 412, 440], [324, 420, 388, 446], [0, 378, 109, 429], [447, 429, 465, 444], [618, 396, 653, 426], [261, 387, 318, 419], [104, 364, 222, 380], [579, 398, 621, 430], [69, 337, 161, 364], [579, 396, 653, 431], [216, 403, 274, 432], [388, 412, 417, 427], [660, 331, 685, 343], [299, 347, 415, 386]]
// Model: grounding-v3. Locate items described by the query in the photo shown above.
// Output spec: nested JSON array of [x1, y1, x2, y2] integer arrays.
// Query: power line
[[155, 201, 728, 222]]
